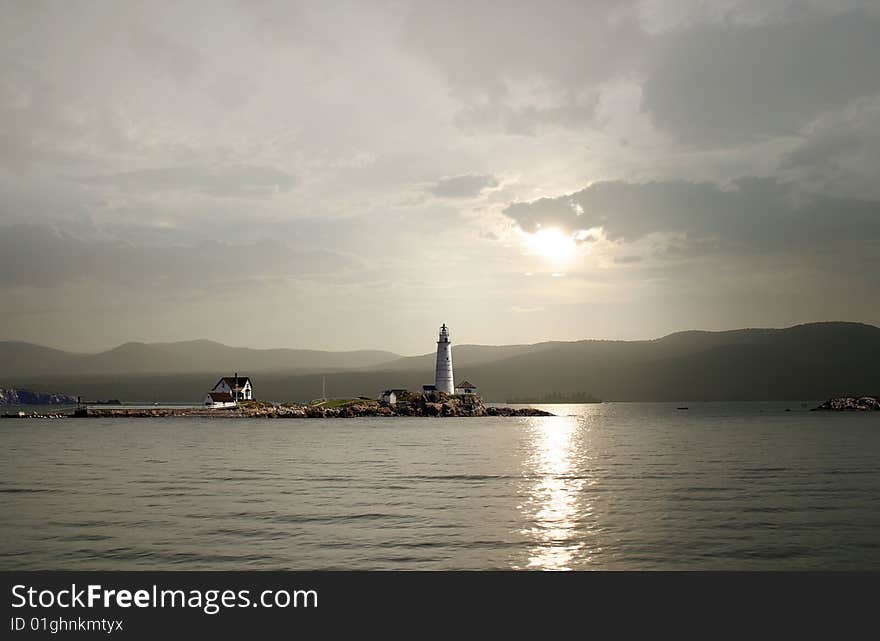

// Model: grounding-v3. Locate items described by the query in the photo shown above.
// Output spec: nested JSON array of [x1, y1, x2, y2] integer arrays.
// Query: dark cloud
[[778, 97, 880, 198], [401, 1, 643, 93], [641, 9, 880, 144], [400, 1, 644, 131], [429, 174, 498, 198], [781, 128, 863, 171], [82, 165, 297, 198], [504, 195, 582, 234], [503, 177, 880, 256], [653, 237, 720, 260]]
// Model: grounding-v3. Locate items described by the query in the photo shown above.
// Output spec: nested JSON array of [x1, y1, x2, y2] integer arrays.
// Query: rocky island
[[72, 391, 554, 419], [812, 396, 880, 411]]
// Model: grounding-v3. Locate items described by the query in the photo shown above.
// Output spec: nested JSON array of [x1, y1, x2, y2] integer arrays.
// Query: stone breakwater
[[72, 393, 554, 419], [812, 396, 880, 411], [1, 410, 69, 419]]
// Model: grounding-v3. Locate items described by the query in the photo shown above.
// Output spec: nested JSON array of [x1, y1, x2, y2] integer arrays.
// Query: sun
[[525, 228, 577, 262]]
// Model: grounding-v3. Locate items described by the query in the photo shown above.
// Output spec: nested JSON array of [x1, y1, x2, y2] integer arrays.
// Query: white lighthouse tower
[[434, 323, 455, 394]]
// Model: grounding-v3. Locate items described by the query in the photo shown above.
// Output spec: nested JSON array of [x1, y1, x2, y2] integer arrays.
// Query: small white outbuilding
[[454, 380, 477, 395], [380, 389, 408, 405]]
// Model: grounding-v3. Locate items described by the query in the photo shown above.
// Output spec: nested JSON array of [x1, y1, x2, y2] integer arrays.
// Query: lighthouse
[[434, 323, 455, 394]]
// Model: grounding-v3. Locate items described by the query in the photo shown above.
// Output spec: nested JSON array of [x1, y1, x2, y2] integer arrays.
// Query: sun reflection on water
[[516, 414, 595, 570]]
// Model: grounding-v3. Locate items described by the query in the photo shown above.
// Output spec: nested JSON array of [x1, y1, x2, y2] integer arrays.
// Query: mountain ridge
[[3, 322, 878, 402], [0, 339, 402, 377]]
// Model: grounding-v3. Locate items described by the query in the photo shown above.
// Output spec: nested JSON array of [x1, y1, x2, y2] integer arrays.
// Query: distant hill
[[0, 339, 401, 377], [4, 322, 879, 402], [378, 341, 565, 371]]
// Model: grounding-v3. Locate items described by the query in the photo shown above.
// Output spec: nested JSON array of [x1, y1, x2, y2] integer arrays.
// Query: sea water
[[2, 402, 878, 570]]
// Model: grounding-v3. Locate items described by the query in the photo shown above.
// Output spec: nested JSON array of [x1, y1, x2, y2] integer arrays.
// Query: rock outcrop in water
[[0, 388, 77, 405], [72, 392, 554, 418], [812, 396, 880, 411]]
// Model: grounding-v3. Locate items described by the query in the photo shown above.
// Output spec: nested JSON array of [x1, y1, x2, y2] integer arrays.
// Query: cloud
[[0, 224, 356, 290], [84, 165, 296, 198], [429, 174, 499, 198], [641, 9, 880, 144], [128, 26, 204, 85], [781, 127, 863, 172], [776, 96, 880, 198], [402, 3, 880, 147], [2, 1, 880, 350], [453, 98, 599, 136], [502, 177, 880, 257], [400, 1, 644, 132], [82, 165, 298, 198], [400, 1, 644, 93], [504, 195, 583, 234]]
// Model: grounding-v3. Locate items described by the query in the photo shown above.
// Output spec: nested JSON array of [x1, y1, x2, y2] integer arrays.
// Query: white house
[[212, 374, 252, 400], [204, 374, 252, 407], [455, 380, 477, 395], [380, 389, 408, 405], [204, 392, 237, 408]]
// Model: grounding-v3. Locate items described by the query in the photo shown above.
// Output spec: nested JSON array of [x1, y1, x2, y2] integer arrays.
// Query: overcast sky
[[1, 0, 879, 353]]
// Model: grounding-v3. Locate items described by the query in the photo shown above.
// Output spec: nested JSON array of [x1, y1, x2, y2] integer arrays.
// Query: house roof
[[207, 392, 234, 402], [215, 376, 251, 389], [422, 384, 437, 390], [456, 381, 477, 388]]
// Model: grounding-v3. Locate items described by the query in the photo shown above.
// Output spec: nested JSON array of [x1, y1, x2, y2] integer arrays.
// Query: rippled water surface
[[2, 402, 879, 570]]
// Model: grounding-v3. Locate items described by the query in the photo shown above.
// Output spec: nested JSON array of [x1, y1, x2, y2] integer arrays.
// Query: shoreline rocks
[[812, 396, 880, 411], [70, 392, 554, 419]]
